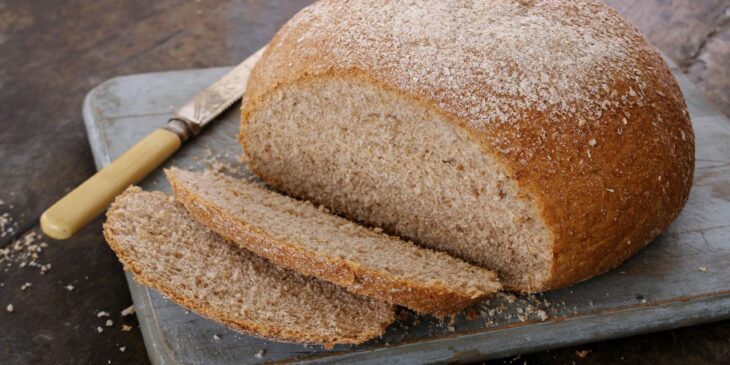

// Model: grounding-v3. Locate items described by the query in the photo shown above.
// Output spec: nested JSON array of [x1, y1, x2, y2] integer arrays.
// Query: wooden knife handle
[[41, 128, 182, 240]]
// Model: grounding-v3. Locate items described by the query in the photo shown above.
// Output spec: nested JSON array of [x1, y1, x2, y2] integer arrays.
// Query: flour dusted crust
[[241, 0, 695, 290]]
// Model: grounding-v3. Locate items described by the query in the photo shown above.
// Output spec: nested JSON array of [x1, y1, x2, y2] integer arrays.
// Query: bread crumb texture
[[103, 187, 394, 346], [167, 168, 501, 316], [242, 0, 695, 291]]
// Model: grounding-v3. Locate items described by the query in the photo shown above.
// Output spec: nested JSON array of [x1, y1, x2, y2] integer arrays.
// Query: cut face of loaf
[[167, 168, 501, 316], [240, 0, 695, 292], [103, 187, 394, 346], [243, 78, 553, 291]]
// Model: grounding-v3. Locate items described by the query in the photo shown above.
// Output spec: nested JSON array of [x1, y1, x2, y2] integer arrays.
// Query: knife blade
[[40, 48, 265, 240], [171, 49, 262, 137]]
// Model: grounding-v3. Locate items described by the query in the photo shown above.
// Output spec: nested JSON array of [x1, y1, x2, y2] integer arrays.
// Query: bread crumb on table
[[535, 309, 548, 321], [213, 334, 220, 340], [97, 311, 111, 318], [6, 303, 13, 312], [97, 326, 104, 334], [105, 319, 114, 327], [121, 305, 135, 316], [254, 349, 266, 359], [1, 231, 51, 275], [0, 211, 16, 238], [576, 349, 591, 358], [121, 324, 133, 332], [698, 266, 708, 272], [64, 284, 74, 291], [20, 282, 31, 290]]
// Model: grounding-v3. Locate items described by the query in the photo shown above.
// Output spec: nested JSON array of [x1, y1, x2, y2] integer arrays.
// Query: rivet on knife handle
[[40, 128, 182, 239]]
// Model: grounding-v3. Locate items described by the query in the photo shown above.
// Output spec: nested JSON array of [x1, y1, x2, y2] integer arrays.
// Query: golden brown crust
[[239, 0, 695, 291], [103, 187, 393, 347], [167, 170, 501, 316]]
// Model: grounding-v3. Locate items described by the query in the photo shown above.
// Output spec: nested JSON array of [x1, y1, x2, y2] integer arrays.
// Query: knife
[[40, 48, 264, 240]]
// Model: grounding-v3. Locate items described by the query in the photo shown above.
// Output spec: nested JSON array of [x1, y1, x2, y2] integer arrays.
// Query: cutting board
[[82, 51, 730, 364]]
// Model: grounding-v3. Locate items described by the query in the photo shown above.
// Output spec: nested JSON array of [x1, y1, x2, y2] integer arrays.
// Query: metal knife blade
[[170, 47, 265, 137]]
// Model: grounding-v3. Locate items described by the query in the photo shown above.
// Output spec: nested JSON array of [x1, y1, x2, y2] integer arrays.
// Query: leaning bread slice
[[103, 187, 394, 346], [167, 168, 501, 316]]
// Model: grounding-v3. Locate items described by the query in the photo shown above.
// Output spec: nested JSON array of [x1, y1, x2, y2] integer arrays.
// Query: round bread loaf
[[240, 0, 695, 292]]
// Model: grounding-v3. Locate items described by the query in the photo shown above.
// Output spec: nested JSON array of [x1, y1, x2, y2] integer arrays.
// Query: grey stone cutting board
[[82, 52, 730, 364]]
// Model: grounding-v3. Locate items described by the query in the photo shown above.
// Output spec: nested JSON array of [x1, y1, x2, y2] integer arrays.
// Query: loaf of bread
[[167, 168, 501, 316], [240, 0, 695, 292], [103, 187, 394, 346]]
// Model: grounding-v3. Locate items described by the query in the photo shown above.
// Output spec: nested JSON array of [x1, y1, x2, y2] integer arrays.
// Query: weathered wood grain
[[604, 0, 730, 115], [687, 11, 730, 118]]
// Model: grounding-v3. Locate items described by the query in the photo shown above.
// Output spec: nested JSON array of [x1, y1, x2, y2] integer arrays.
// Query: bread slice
[[166, 168, 501, 316], [103, 187, 394, 347]]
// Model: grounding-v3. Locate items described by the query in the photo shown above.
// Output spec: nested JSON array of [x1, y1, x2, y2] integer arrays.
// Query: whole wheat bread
[[103, 187, 394, 346], [167, 168, 501, 316], [240, 0, 695, 292]]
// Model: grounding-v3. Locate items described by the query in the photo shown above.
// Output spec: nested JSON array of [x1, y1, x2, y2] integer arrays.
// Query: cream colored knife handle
[[41, 128, 182, 240]]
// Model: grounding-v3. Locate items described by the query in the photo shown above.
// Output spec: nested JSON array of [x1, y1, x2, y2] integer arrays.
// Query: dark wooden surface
[[0, 1, 727, 364]]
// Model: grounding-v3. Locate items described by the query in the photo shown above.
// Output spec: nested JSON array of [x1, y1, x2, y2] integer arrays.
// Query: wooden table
[[0, 1, 728, 364]]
